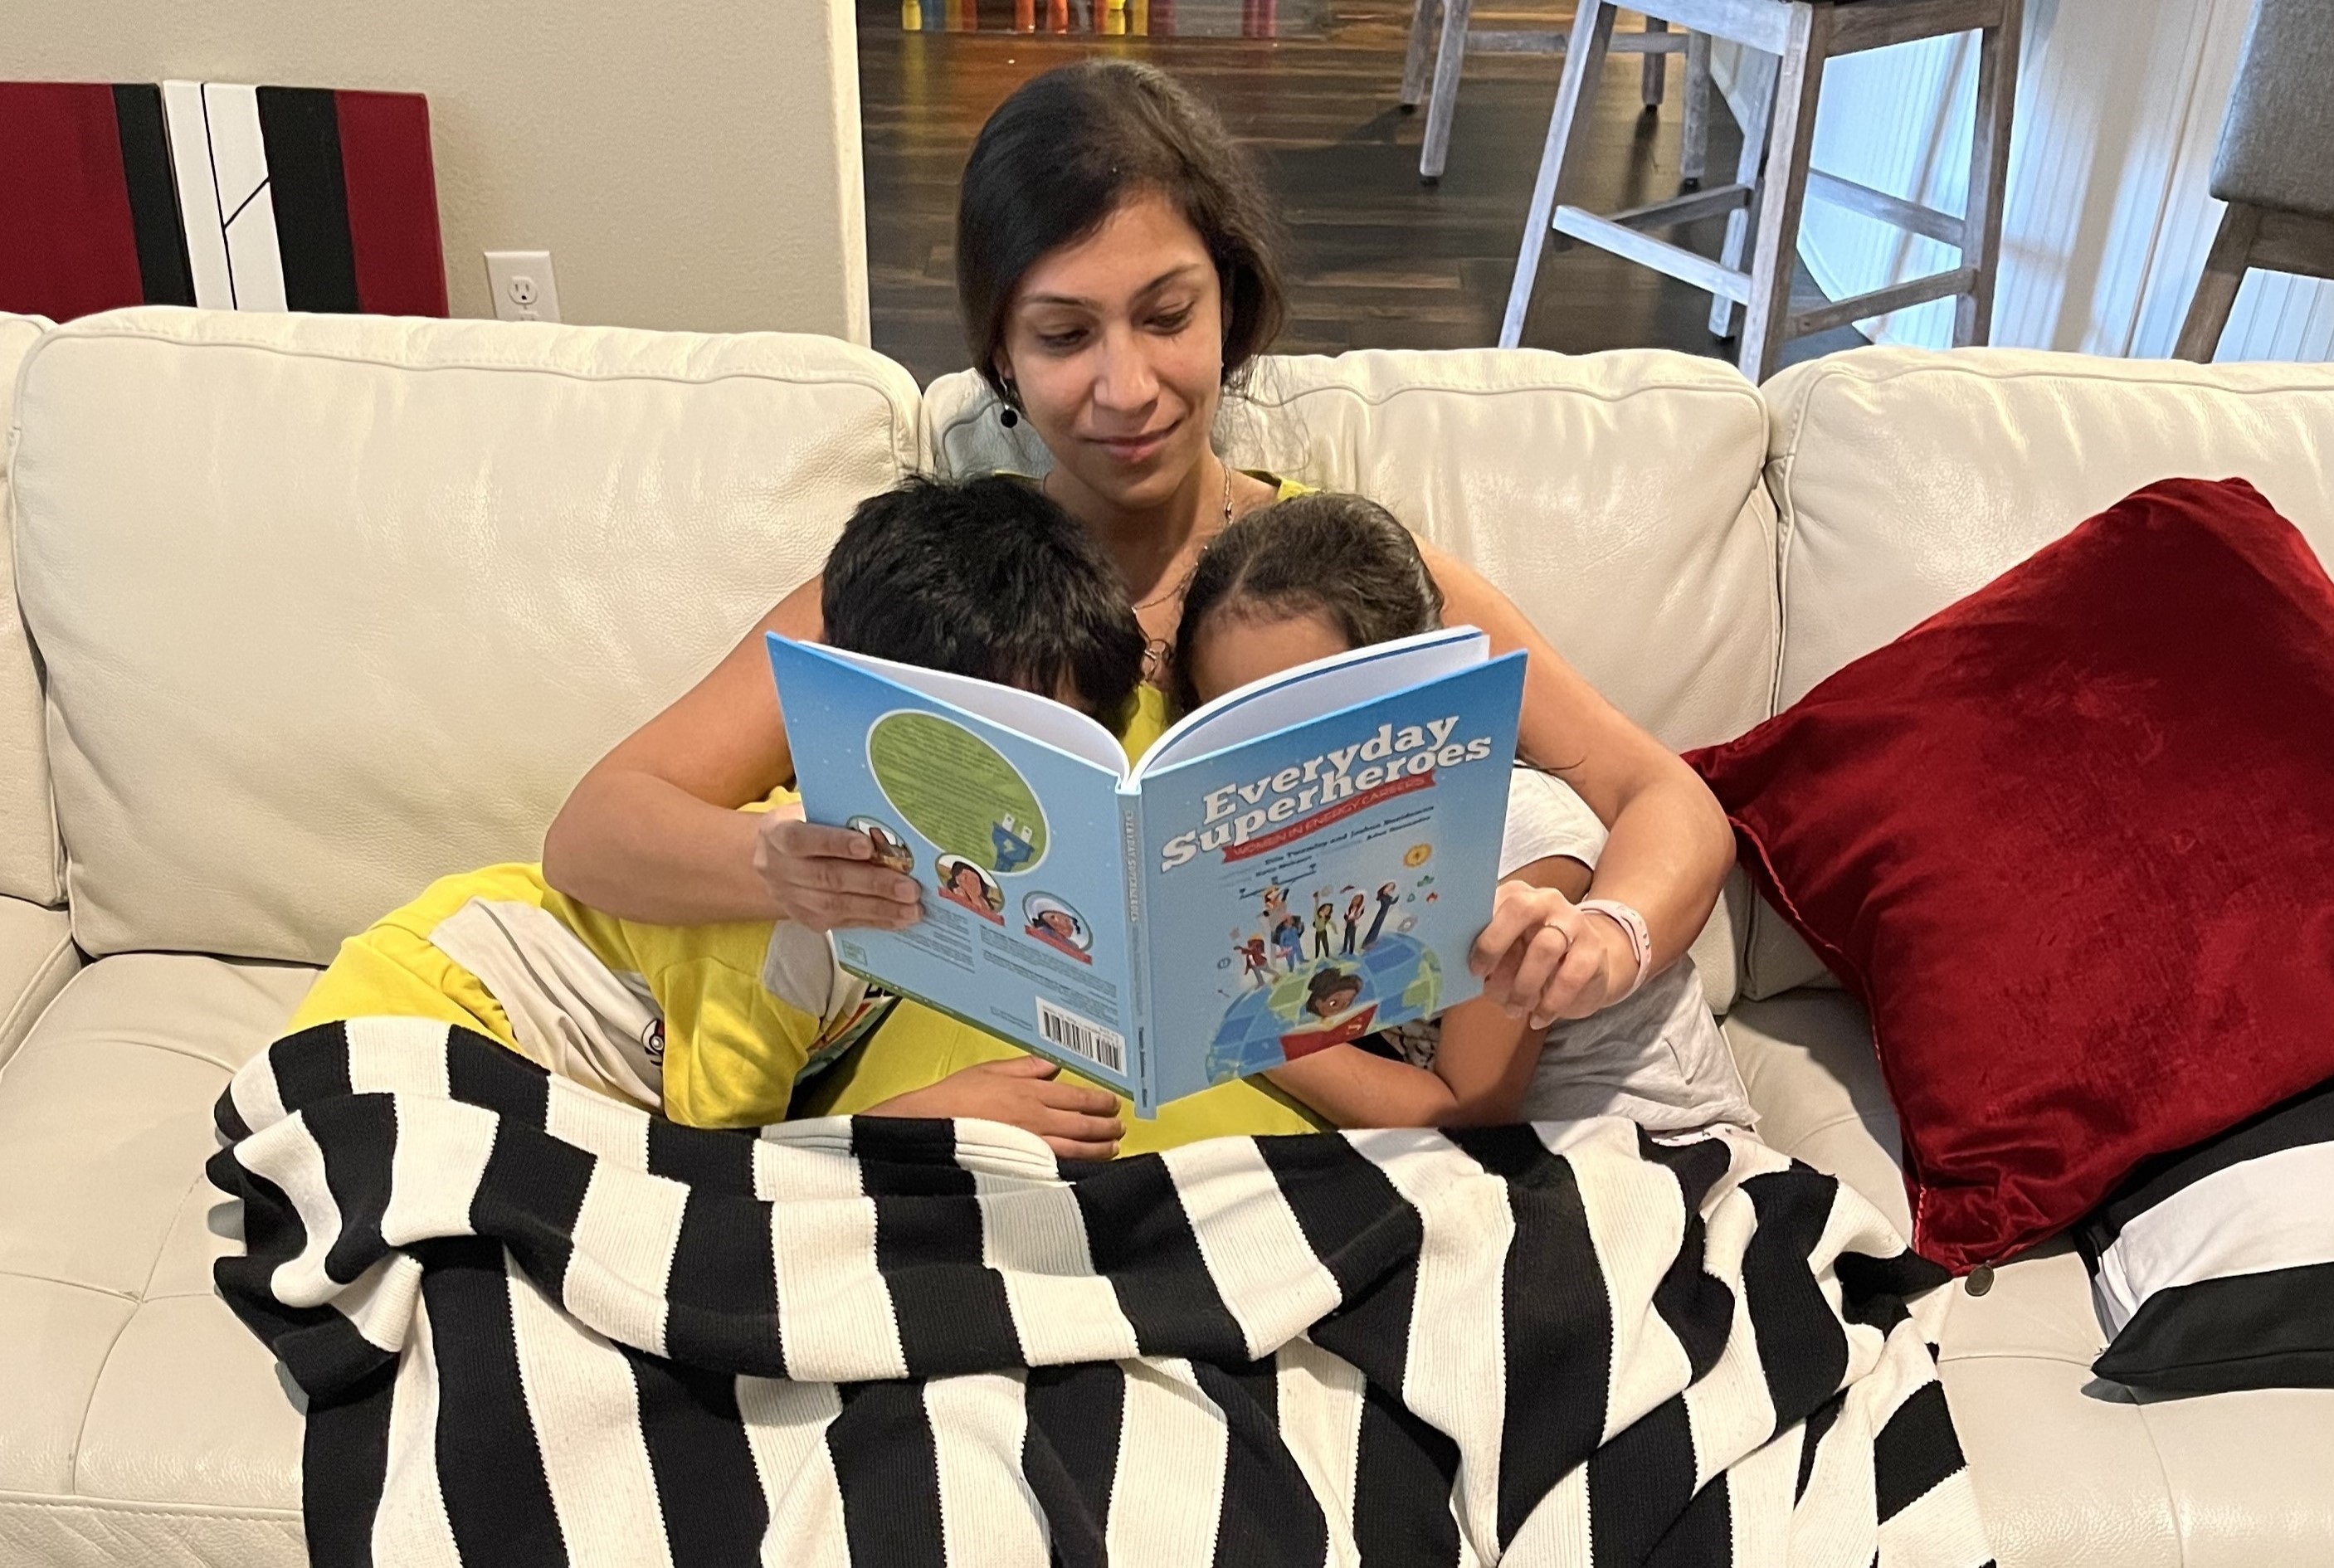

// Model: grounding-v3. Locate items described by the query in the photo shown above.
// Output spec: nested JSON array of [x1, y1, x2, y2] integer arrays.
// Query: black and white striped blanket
[[210, 1018, 1992, 1567]]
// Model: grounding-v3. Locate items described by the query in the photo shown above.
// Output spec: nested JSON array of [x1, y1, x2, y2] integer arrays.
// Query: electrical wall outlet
[[484, 251, 562, 323]]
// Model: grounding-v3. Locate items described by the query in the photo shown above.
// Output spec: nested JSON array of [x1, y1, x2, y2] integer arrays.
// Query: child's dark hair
[[822, 475, 1145, 723], [1171, 491, 1443, 711]]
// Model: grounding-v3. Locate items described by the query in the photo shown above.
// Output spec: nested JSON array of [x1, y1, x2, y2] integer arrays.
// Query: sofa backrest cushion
[[1747, 347, 2334, 997], [10, 308, 920, 962], [926, 348, 1779, 1013], [0, 314, 64, 908]]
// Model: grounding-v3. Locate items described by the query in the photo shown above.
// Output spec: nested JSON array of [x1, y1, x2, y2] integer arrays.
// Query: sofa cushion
[[1726, 992, 2334, 1568], [0, 314, 64, 908], [9, 307, 923, 965], [0, 952, 312, 1567], [926, 350, 1779, 1014], [0, 893, 77, 1068], [1743, 348, 2334, 998]]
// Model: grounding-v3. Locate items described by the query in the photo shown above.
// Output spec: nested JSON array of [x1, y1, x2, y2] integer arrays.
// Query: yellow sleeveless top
[[794, 474, 1328, 1152]]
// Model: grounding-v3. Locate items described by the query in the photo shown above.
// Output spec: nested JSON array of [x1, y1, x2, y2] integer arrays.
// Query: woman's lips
[[1091, 424, 1177, 464]]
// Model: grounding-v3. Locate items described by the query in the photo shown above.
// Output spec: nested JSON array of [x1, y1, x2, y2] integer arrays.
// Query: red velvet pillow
[[1688, 478, 2334, 1272]]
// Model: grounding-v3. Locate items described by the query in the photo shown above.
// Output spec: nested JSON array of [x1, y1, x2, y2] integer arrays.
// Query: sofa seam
[[0, 931, 77, 1053], [0, 1492, 300, 1522], [0, 1267, 136, 1303]]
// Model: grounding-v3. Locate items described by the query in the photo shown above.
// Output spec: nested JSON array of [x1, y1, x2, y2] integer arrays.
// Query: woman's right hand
[[753, 811, 924, 932]]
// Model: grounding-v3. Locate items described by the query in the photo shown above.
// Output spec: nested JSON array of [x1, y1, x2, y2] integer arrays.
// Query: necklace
[[1137, 461, 1235, 682], [1133, 460, 1235, 614]]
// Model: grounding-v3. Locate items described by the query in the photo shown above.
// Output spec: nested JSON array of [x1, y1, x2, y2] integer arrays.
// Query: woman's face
[[997, 191, 1225, 517]]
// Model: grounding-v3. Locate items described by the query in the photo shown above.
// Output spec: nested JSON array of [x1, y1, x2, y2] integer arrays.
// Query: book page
[[767, 636, 1141, 1093], [806, 643, 1129, 775], [1130, 650, 1528, 1108]]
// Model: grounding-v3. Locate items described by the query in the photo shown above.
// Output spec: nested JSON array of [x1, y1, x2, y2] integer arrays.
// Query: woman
[[542, 60, 1732, 1145]]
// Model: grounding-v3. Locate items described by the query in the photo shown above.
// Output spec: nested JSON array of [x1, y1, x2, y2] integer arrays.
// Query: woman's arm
[[541, 576, 921, 929], [1420, 543, 1735, 1020]]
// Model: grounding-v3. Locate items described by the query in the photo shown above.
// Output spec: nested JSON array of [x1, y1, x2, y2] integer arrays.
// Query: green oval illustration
[[867, 711, 1048, 874]]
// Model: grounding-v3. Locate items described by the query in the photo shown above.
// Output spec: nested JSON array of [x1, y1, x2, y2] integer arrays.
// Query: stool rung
[[1553, 206, 1752, 303], [1610, 183, 1753, 231], [1788, 266, 1980, 337], [1807, 170, 1964, 247], [1464, 30, 1693, 55]]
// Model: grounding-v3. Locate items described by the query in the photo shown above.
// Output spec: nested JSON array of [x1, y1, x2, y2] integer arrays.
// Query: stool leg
[[1643, 17, 1669, 107], [1682, 30, 1712, 187], [1711, 49, 1778, 338], [1738, 5, 1826, 382], [1954, 0, 2022, 346], [2176, 204, 2262, 362], [1420, 0, 1472, 182], [1499, 0, 1618, 347], [1401, 0, 1440, 112]]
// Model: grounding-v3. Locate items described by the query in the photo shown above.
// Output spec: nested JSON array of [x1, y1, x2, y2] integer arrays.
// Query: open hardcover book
[[767, 628, 1527, 1114]]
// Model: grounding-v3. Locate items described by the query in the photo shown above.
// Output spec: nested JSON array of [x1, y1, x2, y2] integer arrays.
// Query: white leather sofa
[[2, 307, 2329, 1566]]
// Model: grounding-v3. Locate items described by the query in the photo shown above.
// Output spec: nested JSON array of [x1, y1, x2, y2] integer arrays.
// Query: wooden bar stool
[[2176, 0, 2334, 361], [1499, 0, 2025, 382], [1401, 1, 1713, 187]]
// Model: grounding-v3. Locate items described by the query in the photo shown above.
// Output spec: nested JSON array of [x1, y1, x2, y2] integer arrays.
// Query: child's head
[[823, 475, 1146, 723], [1173, 491, 1443, 712]]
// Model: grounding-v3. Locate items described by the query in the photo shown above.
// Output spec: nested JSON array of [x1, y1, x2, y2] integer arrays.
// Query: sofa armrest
[[0, 895, 78, 1069]]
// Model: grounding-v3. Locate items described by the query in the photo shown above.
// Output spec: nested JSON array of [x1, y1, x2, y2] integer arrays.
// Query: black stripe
[[446, 1027, 553, 1129], [1741, 1168, 1852, 1431], [1305, 1255, 1420, 1398], [307, 1094, 396, 1287], [469, 1122, 597, 1299], [1193, 1358, 1328, 1568], [1835, 1249, 1928, 1337], [215, 1083, 252, 1142], [301, 1361, 395, 1568], [1021, 1361, 1124, 1568], [207, 1150, 398, 1400], [110, 83, 196, 305], [2084, 1077, 2334, 1252], [1443, 1126, 1612, 1547], [1645, 1472, 1731, 1568], [1635, 1124, 1733, 1213], [830, 1381, 948, 1568], [1872, 1381, 1965, 1522], [421, 1237, 568, 1568], [1071, 1152, 1250, 1363], [1351, 1380, 1461, 1568], [626, 1352, 770, 1568], [1252, 1132, 1422, 1302], [1794, 1390, 1844, 1504], [857, 1119, 1024, 1376], [1584, 1395, 1698, 1567], [255, 86, 361, 312], [647, 1117, 759, 1194], [2093, 1261, 2334, 1394], [270, 1023, 355, 1113], [664, 1183, 787, 1378]]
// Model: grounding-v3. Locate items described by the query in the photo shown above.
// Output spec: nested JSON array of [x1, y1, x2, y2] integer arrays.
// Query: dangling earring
[[999, 378, 1020, 429]]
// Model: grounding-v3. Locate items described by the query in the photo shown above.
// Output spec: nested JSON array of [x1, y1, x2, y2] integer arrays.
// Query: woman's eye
[[1152, 308, 1193, 334], [1035, 329, 1086, 352]]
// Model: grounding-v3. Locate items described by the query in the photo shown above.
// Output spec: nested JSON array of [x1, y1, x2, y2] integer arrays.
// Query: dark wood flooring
[[856, 0, 1860, 385]]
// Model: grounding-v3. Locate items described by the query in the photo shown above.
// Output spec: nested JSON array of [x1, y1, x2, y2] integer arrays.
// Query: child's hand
[[1470, 881, 1630, 1029], [753, 813, 922, 932], [869, 1056, 1123, 1160]]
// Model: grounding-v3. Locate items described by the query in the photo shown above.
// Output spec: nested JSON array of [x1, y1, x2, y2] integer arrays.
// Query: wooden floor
[[857, 0, 1860, 386]]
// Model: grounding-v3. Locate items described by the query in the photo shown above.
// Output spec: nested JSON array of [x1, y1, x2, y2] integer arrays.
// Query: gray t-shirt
[[1389, 767, 1757, 1134]]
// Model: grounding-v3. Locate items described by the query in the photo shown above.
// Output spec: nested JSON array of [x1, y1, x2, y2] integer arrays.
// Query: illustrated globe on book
[[1205, 934, 1442, 1082]]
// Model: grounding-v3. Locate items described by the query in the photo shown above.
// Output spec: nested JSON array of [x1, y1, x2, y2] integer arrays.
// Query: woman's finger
[[1470, 882, 1560, 976], [1037, 1080, 1123, 1117], [1043, 1133, 1121, 1161], [1502, 918, 1577, 1021], [768, 818, 876, 861], [784, 890, 924, 933], [1531, 934, 1612, 1030]]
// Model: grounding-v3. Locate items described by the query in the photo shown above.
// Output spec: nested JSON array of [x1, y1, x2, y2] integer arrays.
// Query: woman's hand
[[1470, 882, 1634, 1030], [753, 808, 923, 932], [870, 1056, 1124, 1161]]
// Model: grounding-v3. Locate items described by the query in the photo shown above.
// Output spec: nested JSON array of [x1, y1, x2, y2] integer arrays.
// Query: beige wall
[[6, 0, 870, 341]]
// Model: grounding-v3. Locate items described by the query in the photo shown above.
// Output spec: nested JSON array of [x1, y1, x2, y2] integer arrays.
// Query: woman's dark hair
[[1170, 491, 1443, 712], [957, 60, 1289, 401]]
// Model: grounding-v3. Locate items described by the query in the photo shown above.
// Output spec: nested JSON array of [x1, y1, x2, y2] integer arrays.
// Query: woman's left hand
[[1470, 882, 1632, 1029]]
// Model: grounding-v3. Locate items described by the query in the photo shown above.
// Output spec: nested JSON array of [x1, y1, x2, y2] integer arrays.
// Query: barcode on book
[[1036, 998, 1125, 1076]]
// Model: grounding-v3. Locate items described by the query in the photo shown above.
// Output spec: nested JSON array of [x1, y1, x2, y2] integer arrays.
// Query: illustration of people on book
[[990, 811, 1037, 874], [1021, 893, 1091, 962], [1273, 913, 1307, 971], [1366, 880, 1400, 947], [1231, 933, 1272, 988], [1280, 967, 1379, 1060], [846, 816, 916, 877], [1261, 883, 1289, 931], [933, 854, 1005, 922], [1342, 892, 1365, 954], [1312, 901, 1336, 959]]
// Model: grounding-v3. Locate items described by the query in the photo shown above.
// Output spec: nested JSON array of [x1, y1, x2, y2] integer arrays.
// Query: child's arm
[[1265, 854, 1590, 1128]]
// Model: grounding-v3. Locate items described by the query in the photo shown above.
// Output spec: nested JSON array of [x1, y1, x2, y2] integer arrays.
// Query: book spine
[[1118, 786, 1154, 1115]]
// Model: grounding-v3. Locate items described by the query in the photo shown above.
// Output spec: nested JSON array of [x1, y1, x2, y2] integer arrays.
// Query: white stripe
[[1161, 1138, 1344, 1359], [1354, 1129, 1513, 1553], [2095, 1142, 2334, 1331], [1720, 1419, 1801, 1568], [1561, 1119, 1696, 1447], [251, 1113, 346, 1308], [371, 1293, 463, 1568], [201, 83, 286, 311], [1784, 1381, 1880, 1568], [925, 1372, 1049, 1566], [547, 1077, 655, 1171], [1273, 1338, 1365, 1568], [505, 1252, 678, 1568], [1875, 1463, 1991, 1568], [974, 1168, 1140, 1366], [753, 1128, 864, 1200], [563, 1162, 687, 1356], [1678, 1180, 1780, 1489], [768, 1156, 906, 1382], [738, 1377, 850, 1567], [227, 1045, 290, 1134], [1499, 1462, 1588, 1566], [379, 1099, 499, 1248], [1812, 1186, 1893, 1386], [159, 80, 233, 308], [333, 1252, 424, 1353], [1105, 1359, 1230, 1568], [344, 1016, 456, 1100]]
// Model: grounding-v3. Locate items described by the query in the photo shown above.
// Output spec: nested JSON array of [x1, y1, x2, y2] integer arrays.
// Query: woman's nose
[[1090, 328, 1159, 412]]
